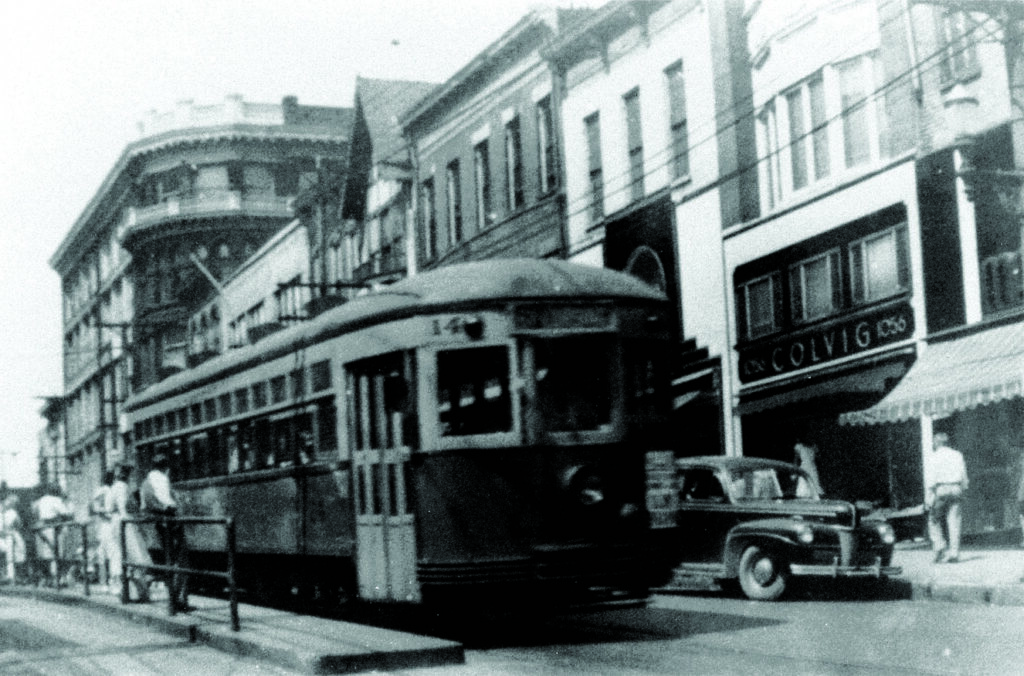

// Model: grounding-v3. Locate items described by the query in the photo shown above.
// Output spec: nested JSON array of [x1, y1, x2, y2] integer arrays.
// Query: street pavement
[[2, 542, 1023, 674]]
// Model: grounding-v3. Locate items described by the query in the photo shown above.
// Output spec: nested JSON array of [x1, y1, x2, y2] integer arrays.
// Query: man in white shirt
[[141, 455, 189, 610], [924, 432, 969, 563]]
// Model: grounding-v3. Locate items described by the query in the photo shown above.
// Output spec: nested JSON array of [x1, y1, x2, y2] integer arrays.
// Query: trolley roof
[[127, 258, 666, 411]]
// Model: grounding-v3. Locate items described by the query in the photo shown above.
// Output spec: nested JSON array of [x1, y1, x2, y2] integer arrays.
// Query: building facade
[[50, 95, 351, 506], [550, 0, 755, 457], [728, 0, 1024, 538], [403, 7, 591, 270], [334, 77, 438, 290]]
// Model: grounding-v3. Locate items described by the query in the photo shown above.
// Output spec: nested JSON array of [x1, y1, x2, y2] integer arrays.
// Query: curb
[[909, 582, 1024, 607], [656, 575, 1024, 607]]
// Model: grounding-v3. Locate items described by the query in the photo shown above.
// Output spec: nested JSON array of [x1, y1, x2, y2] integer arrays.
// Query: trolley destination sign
[[738, 300, 913, 383]]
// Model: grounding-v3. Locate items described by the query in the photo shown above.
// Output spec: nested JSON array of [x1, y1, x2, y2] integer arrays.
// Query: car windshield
[[728, 465, 819, 501]]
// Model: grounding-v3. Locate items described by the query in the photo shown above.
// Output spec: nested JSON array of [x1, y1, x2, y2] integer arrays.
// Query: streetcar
[[126, 258, 678, 609]]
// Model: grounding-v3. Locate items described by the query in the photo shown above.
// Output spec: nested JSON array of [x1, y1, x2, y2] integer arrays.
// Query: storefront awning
[[736, 360, 909, 416], [839, 321, 1024, 426]]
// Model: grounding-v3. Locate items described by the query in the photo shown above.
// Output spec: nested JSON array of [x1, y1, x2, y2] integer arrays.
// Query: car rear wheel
[[738, 545, 787, 601]]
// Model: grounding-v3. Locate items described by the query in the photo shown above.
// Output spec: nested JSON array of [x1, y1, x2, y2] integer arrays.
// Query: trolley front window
[[437, 346, 512, 436], [533, 336, 614, 432]]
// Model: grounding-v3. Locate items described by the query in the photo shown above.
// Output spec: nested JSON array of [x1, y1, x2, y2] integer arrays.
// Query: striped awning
[[839, 321, 1024, 425]]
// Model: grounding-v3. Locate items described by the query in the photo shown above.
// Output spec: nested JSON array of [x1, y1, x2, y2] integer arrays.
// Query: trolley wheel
[[737, 545, 787, 601]]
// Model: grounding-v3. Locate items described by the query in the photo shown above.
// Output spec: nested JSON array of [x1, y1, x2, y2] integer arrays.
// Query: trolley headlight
[[795, 523, 814, 544], [876, 522, 896, 545]]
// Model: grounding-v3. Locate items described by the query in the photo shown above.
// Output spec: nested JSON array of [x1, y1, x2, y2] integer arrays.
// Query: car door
[[675, 468, 732, 567]]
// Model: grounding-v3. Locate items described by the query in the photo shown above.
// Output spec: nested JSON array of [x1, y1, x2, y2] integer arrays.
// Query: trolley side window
[[437, 346, 512, 436]]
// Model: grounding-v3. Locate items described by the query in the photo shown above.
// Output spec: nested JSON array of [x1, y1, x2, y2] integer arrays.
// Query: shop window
[[850, 225, 910, 304], [737, 273, 782, 340], [790, 250, 842, 322]]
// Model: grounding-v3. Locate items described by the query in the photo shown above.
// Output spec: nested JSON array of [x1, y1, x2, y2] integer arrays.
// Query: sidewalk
[[893, 540, 1024, 606], [0, 582, 463, 674]]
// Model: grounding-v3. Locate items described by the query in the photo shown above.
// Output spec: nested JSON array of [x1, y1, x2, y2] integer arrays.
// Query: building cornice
[[50, 126, 349, 275]]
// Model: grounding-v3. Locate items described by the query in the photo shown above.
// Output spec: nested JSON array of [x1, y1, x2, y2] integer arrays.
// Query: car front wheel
[[738, 545, 787, 601]]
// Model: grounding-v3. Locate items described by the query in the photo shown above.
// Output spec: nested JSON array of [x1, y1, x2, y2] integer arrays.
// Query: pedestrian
[[924, 432, 969, 564], [31, 485, 72, 586], [0, 495, 26, 583], [793, 438, 822, 497], [90, 471, 115, 587], [108, 464, 151, 600], [140, 454, 189, 611]]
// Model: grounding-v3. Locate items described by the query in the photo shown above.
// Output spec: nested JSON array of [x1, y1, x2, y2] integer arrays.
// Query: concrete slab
[[0, 585, 463, 674]]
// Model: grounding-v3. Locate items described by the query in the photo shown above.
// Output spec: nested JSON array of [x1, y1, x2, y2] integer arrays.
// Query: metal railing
[[29, 520, 91, 595], [121, 516, 239, 631]]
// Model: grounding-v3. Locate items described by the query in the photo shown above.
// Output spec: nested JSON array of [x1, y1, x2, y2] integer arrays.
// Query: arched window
[[625, 245, 667, 292]]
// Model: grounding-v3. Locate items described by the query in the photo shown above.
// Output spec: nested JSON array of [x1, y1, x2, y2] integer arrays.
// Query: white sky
[[0, 0, 604, 487]]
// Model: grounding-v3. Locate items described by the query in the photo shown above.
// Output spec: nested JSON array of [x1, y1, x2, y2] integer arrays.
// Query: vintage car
[[673, 456, 900, 601]]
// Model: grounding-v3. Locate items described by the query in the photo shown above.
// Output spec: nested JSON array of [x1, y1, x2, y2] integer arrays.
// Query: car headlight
[[795, 523, 814, 544], [876, 522, 896, 545]]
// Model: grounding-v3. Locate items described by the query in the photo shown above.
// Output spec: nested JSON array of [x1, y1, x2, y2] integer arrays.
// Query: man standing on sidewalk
[[141, 455, 189, 611], [925, 432, 969, 564]]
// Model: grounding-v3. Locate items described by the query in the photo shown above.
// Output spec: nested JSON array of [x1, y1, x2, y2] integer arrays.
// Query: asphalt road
[[4, 587, 1023, 675], [404, 590, 1024, 675]]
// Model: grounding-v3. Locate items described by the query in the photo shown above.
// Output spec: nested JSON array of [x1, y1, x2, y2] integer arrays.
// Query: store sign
[[738, 300, 913, 383]]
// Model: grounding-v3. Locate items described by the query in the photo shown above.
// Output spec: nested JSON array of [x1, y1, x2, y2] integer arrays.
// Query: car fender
[[723, 519, 806, 576]]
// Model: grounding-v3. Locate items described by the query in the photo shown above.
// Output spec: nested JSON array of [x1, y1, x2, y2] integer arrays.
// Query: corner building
[[730, 0, 1024, 538], [51, 95, 351, 510]]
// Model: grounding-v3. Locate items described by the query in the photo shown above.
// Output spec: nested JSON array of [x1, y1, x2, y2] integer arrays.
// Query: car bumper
[[790, 557, 901, 579]]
